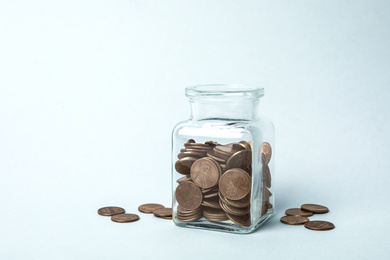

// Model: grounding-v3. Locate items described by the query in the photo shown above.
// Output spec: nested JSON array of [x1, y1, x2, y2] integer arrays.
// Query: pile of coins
[[174, 139, 272, 227], [98, 204, 172, 223], [97, 206, 140, 223], [261, 142, 272, 216], [281, 204, 335, 231]]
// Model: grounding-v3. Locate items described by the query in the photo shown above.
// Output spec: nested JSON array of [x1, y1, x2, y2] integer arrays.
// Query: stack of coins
[[261, 142, 273, 216], [175, 140, 258, 226]]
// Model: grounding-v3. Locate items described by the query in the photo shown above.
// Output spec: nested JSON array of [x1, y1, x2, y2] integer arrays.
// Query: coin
[[219, 200, 250, 216], [201, 197, 222, 209], [219, 168, 251, 200], [186, 139, 196, 144], [261, 142, 272, 165], [203, 207, 228, 221], [280, 216, 309, 225], [153, 207, 172, 217], [239, 141, 252, 150], [161, 216, 172, 220], [263, 164, 271, 188], [138, 203, 165, 214], [219, 191, 250, 208], [98, 206, 125, 216], [175, 182, 203, 210], [226, 213, 251, 227], [178, 151, 206, 159], [111, 213, 139, 223], [226, 150, 252, 169], [304, 221, 335, 231], [206, 152, 227, 163], [301, 204, 329, 214], [177, 175, 192, 183], [190, 157, 221, 189], [261, 200, 269, 216], [175, 157, 198, 175], [285, 208, 313, 217], [203, 190, 219, 198]]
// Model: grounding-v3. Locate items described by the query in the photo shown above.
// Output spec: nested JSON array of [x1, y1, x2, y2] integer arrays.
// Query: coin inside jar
[[261, 142, 272, 165], [175, 182, 203, 210], [175, 157, 198, 175], [190, 157, 221, 189], [226, 149, 252, 170], [219, 168, 251, 200]]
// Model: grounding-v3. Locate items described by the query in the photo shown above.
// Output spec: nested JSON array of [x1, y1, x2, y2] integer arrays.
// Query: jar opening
[[185, 84, 264, 100]]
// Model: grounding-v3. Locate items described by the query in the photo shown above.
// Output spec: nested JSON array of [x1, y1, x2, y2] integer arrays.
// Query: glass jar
[[171, 84, 274, 234]]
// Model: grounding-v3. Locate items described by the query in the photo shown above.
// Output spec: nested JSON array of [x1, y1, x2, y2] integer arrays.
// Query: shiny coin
[[261, 142, 272, 165], [190, 157, 221, 189], [111, 213, 139, 223], [98, 206, 125, 216], [175, 157, 198, 175], [175, 182, 203, 210], [153, 207, 172, 217], [301, 204, 329, 214], [138, 203, 165, 213], [239, 141, 252, 150], [226, 150, 252, 170], [304, 221, 335, 231], [226, 213, 251, 227], [219, 168, 251, 200], [263, 164, 271, 188], [285, 208, 313, 217], [280, 216, 309, 225]]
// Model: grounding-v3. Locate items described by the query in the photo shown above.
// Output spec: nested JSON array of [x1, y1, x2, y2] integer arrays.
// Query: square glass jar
[[171, 85, 274, 234]]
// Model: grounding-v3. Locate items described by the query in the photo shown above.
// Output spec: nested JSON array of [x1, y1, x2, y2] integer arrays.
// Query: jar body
[[171, 85, 274, 234]]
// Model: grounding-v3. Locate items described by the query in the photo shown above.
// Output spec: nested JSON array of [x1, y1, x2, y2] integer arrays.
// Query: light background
[[1, 0, 389, 259]]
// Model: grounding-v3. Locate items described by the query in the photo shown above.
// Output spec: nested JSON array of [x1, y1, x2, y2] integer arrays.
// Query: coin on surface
[[175, 157, 198, 175], [301, 204, 329, 214], [153, 207, 172, 217], [226, 149, 252, 170], [219, 168, 251, 200], [226, 213, 251, 227], [285, 208, 313, 217], [111, 213, 139, 223], [98, 206, 125, 216], [280, 215, 309, 225], [304, 221, 335, 231], [138, 203, 165, 213], [175, 182, 203, 210], [190, 157, 221, 189], [261, 142, 272, 165]]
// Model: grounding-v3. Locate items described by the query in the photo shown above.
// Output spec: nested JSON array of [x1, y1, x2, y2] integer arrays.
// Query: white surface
[[1, 1, 390, 259]]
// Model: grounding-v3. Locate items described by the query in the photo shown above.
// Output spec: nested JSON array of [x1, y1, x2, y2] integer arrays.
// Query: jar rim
[[185, 84, 264, 99]]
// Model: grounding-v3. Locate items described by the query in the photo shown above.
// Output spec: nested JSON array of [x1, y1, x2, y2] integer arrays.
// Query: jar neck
[[189, 99, 260, 121]]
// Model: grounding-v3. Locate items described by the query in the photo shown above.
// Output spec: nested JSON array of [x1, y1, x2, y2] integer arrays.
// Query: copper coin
[[263, 164, 271, 188], [161, 216, 172, 220], [138, 203, 165, 213], [203, 207, 228, 221], [177, 175, 192, 183], [226, 213, 251, 227], [219, 168, 251, 200], [263, 186, 272, 201], [226, 150, 252, 170], [280, 216, 309, 225], [219, 192, 250, 208], [111, 213, 139, 223], [301, 204, 329, 213], [239, 141, 252, 150], [285, 208, 313, 217], [175, 157, 198, 175], [205, 141, 219, 146], [98, 207, 125, 216], [175, 182, 203, 210], [261, 200, 269, 216], [201, 197, 222, 209], [186, 139, 196, 144], [153, 207, 172, 217], [206, 152, 227, 163], [177, 205, 202, 214], [219, 200, 250, 216], [261, 142, 272, 165], [177, 212, 202, 222], [190, 157, 221, 189], [304, 221, 335, 231], [203, 191, 219, 198]]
